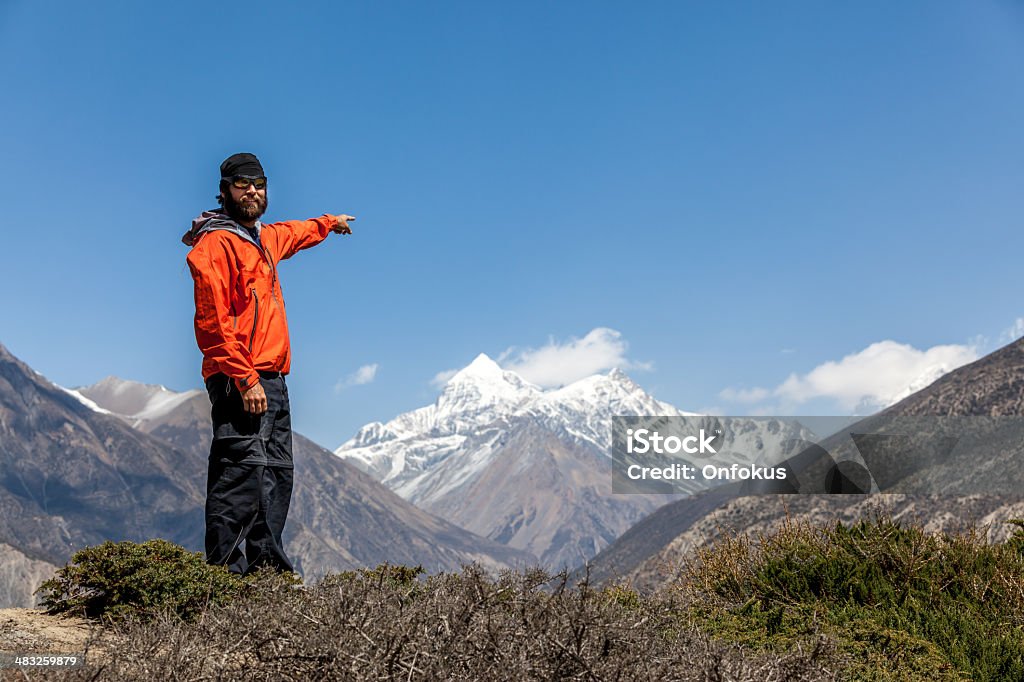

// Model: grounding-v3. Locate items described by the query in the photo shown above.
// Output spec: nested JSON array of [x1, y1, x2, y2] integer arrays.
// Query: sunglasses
[[230, 175, 267, 190]]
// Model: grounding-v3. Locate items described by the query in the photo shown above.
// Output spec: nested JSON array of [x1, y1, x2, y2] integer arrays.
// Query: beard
[[223, 191, 268, 223]]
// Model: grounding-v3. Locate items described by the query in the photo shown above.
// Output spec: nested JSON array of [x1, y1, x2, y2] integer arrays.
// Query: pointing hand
[[331, 214, 356, 234]]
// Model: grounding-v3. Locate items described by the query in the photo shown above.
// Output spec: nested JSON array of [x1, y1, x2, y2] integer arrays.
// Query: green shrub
[[681, 516, 1024, 681], [358, 562, 425, 588], [600, 583, 643, 611], [36, 539, 248, 623]]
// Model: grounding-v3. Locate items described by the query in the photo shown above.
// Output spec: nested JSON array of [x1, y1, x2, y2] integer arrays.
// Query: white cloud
[[334, 363, 379, 392], [720, 340, 978, 414], [497, 328, 651, 388], [718, 386, 770, 404], [430, 368, 459, 389], [431, 328, 650, 390], [960, 317, 1023, 355], [999, 318, 1024, 345]]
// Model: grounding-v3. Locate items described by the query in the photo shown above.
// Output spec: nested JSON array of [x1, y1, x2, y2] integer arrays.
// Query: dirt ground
[[0, 608, 109, 675]]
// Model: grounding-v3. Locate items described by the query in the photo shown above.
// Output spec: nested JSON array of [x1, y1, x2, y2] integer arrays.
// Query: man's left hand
[[331, 214, 356, 234]]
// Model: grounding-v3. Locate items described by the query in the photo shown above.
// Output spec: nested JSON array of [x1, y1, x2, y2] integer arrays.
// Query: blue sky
[[2, 1, 1022, 448]]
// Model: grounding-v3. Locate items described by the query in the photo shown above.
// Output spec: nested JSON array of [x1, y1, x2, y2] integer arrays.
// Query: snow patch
[[132, 389, 203, 420], [57, 386, 114, 415]]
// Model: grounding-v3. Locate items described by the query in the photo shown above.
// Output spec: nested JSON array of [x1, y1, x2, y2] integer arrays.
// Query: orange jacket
[[185, 212, 337, 391]]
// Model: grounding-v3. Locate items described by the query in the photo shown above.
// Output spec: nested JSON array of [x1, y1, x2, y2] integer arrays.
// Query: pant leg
[[204, 374, 268, 574], [205, 461, 261, 574], [241, 375, 295, 574], [244, 466, 294, 573], [268, 377, 295, 569]]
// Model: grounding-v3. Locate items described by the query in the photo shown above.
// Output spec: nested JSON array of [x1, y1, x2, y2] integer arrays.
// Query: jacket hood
[[182, 208, 262, 247]]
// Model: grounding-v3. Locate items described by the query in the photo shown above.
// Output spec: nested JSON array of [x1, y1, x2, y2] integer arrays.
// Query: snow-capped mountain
[[338, 354, 693, 490], [76, 376, 202, 426], [345, 355, 540, 444], [334, 355, 703, 566]]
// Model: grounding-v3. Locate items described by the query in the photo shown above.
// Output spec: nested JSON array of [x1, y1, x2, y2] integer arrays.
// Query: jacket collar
[[182, 208, 263, 247]]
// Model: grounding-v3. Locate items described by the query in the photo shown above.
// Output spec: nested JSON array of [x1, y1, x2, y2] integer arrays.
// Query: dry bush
[[39, 564, 836, 681], [21, 515, 1024, 680]]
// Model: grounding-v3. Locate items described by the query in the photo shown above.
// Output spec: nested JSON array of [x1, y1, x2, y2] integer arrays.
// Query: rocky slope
[[0, 544, 58, 610], [0, 345, 208, 565]]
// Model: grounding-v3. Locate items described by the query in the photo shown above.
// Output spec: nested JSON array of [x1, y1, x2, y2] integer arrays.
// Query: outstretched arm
[[262, 214, 356, 261]]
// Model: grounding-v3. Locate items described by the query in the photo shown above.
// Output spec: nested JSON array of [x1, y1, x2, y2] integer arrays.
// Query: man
[[182, 152, 354, 575]]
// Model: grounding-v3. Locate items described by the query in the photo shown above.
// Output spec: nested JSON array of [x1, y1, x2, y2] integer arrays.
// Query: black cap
[[220, 152, 264, 178]]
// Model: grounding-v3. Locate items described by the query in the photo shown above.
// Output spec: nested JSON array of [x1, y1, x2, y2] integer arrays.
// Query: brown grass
[[32, 565, 835, 681]]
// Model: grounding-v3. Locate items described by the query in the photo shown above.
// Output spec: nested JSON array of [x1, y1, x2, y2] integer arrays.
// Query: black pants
[[204, 372, 295, 575]]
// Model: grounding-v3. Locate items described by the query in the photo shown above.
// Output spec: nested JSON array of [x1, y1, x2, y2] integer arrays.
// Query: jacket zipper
[[249, 239, 284, 312], [249, 289, 259, 353], [252, 241, 277, 288], [257, 245, 283, 311]]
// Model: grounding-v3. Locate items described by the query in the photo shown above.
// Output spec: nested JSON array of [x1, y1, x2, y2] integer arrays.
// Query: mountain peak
[[84, 376, 175, 395], [604, 367, 645, 393], [92, 375, 130, 389], [607, 367, 630, 382], [77, 376, 201, 420], [449, 353, 505, 384], [438, 354, 541, 416]]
